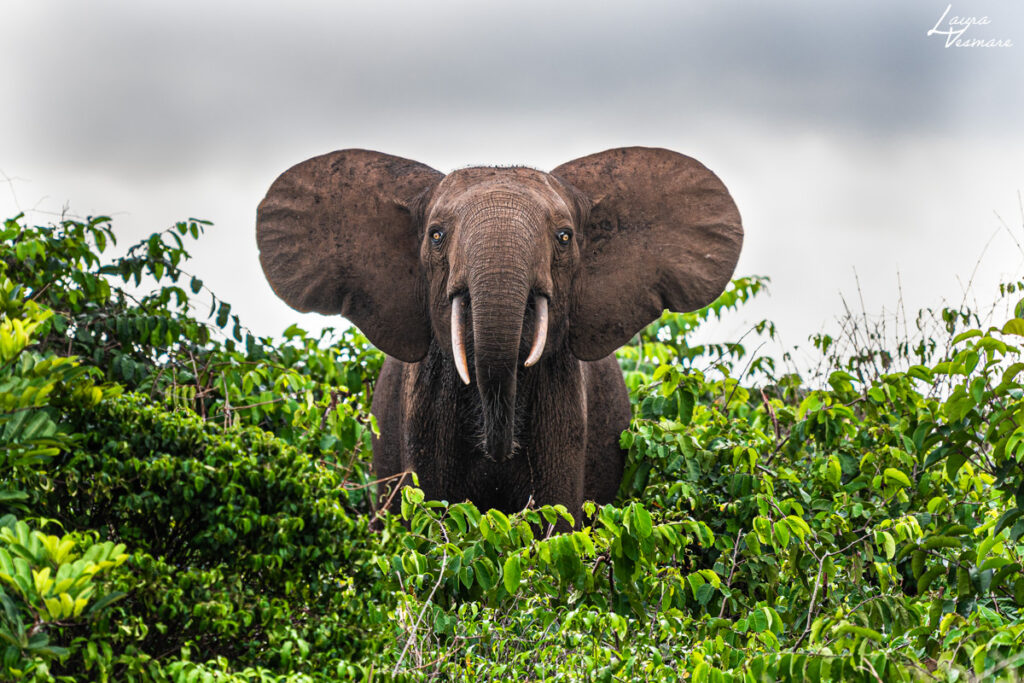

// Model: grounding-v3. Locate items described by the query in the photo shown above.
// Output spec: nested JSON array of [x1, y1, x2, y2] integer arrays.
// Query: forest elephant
[[256, 147, 743, 522]]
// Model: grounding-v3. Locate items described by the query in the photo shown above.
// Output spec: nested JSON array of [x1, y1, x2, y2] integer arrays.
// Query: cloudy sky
[[3, 1, 1023, 366]]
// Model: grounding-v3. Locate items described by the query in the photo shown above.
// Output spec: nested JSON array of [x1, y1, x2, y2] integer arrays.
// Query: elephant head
[[257, 147, 742, 463]]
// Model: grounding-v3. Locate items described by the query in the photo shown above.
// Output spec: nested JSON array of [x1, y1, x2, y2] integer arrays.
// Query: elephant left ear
[[552, 147, 743, 361]]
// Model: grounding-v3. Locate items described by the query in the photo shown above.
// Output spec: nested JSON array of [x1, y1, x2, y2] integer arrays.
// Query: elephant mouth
[[449, 292, 549, 386]]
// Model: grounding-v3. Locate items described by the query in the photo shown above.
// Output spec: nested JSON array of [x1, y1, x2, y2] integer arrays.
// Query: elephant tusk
[[524, 296, 548, 368], [451, 295, 472, 385]]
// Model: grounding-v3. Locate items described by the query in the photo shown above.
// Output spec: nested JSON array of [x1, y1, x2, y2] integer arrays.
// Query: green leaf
[[946, 451, 969, 478], [677, 388, 695, 425], [883, 467, 911, 488], [216, 302, 230, 328], [502, 554, 521, 593], [908, 365, 934, 381], [475, 557, 497, 591], [796, 392, 823, 419], [686, 572, 706, 600], [773, 519, 790, 548], [826, 455, 842, 486], [953, 329, 984, 344], [836, 624, 884, 642], [625, 503, 653, 539], [918, 566, 946, 594], [1002, 318, 1024, 336], [695, 582, 715, 606], [744, 532, 761, 556], [749, 608, 769, 633], [881, 531, 896, 560], [995, 509, 1023, 537]]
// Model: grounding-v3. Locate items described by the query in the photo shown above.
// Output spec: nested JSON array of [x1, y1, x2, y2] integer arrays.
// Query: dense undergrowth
[[2, 213, 1024, 681]]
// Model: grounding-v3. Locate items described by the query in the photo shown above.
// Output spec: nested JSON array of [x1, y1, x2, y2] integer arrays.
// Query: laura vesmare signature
[[927, 4, 1013, 47]]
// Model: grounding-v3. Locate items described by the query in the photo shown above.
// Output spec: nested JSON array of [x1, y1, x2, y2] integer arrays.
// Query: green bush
[[3, 211, 1024, 680], [0, 520, 128, 680]]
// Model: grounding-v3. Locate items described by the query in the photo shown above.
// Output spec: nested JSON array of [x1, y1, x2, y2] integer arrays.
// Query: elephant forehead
[[431, 167, 571, 218]]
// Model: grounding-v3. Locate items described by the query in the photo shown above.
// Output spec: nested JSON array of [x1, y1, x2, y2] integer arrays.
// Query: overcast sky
[[3, 1, 1023, 367]]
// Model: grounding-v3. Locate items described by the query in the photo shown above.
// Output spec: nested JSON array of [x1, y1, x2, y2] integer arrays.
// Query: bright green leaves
[[1002, 318, 1024, 336], [622, 501, 653, 538], [750, 513, 813, 555], [882, 466, 911, 488], [400, 485, 425, 520], [874, 530, 897, 560], [739, 604, 782, 636], [646, 364, 698, 425], [825, 454, 843, 487], [38, 392, 382, 676], [686, 569, 721, 605], [0, 280, 122, 527], [796, 391, 826, 419], [501, 554, 521, 593], [0, 305, 50, 364], [0, 521, 128, 677], [1006, 426, 1024, 462]]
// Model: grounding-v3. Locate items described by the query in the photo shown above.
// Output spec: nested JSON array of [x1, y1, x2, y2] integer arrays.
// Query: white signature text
[[927, 4, 1013, 47]]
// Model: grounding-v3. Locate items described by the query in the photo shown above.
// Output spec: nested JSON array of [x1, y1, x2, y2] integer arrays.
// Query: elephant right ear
[[257, 149, 443, 362]]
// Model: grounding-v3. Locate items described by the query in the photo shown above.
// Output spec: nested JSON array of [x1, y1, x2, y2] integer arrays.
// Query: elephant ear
[[552, 147, 743, 361], [257, 149, 443, 362]]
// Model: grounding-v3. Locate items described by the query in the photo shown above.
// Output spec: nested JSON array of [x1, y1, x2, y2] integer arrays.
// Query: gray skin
[[256, 147, 743, 523], [371, 167, 632, 514]]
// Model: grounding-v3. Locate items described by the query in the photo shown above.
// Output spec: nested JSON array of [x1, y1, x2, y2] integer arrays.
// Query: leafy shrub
[[3, 211, 1024, 681], [0, 521, 127, 680]]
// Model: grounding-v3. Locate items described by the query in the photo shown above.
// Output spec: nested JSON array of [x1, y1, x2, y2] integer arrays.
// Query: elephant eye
[[555, 228, 573, 246], [428, 227, 446, 246]]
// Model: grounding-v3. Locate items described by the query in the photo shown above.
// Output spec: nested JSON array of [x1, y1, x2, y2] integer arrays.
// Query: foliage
[[0, 521, 127, 680], [3, 211, 1024, 680]]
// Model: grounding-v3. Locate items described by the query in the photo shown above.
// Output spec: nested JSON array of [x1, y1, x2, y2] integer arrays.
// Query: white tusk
[[524, 296, 548, 367], [451, 295, 471, 385]]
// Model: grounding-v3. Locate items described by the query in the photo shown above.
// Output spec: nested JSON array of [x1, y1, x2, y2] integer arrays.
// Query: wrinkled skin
[[372, 167, 630, 514], [257, 147, 743, 522]]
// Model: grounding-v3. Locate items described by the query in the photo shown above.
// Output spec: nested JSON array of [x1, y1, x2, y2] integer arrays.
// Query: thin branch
[[393, 519, 450, 675], [717, 531, 744, 619], [760, 388, 781, 445]]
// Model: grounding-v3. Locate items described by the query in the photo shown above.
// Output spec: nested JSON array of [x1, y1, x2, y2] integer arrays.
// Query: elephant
[[256, 147, 742, 523]]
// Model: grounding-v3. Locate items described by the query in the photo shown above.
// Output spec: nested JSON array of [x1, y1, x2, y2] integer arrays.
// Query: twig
[[793, 555, 827, 649], [371, 470, 412, 525], [221, 374, 232, 428], [760, 388, 781, 444], [346, 470, 412, 492], [393, 519, 450, 675], [724, 340, 768, 406], [718, 531, 744, 618], [980, 649, 1024, 680], [320, 389, 340, 430]]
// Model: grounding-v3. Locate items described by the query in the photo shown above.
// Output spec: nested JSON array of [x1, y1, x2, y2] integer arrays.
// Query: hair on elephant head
[[257, 147, 742, 522]]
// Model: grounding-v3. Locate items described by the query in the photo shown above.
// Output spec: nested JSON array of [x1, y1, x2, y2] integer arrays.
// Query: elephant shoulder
[[583, 354, 627, 398], [581, 354, 629, 505], [582, 354, 630, 427]]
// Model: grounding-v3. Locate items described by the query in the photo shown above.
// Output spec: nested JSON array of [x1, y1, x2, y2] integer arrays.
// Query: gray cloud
[[8, 1, 1019, 176], [2, 0, 1022, 349]]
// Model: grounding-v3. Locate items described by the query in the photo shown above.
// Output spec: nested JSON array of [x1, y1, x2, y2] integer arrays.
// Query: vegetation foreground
[[3, 214, 1024, 681]]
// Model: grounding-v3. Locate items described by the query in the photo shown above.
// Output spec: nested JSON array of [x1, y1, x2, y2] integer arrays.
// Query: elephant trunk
[[467, 264, 530, 462]]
